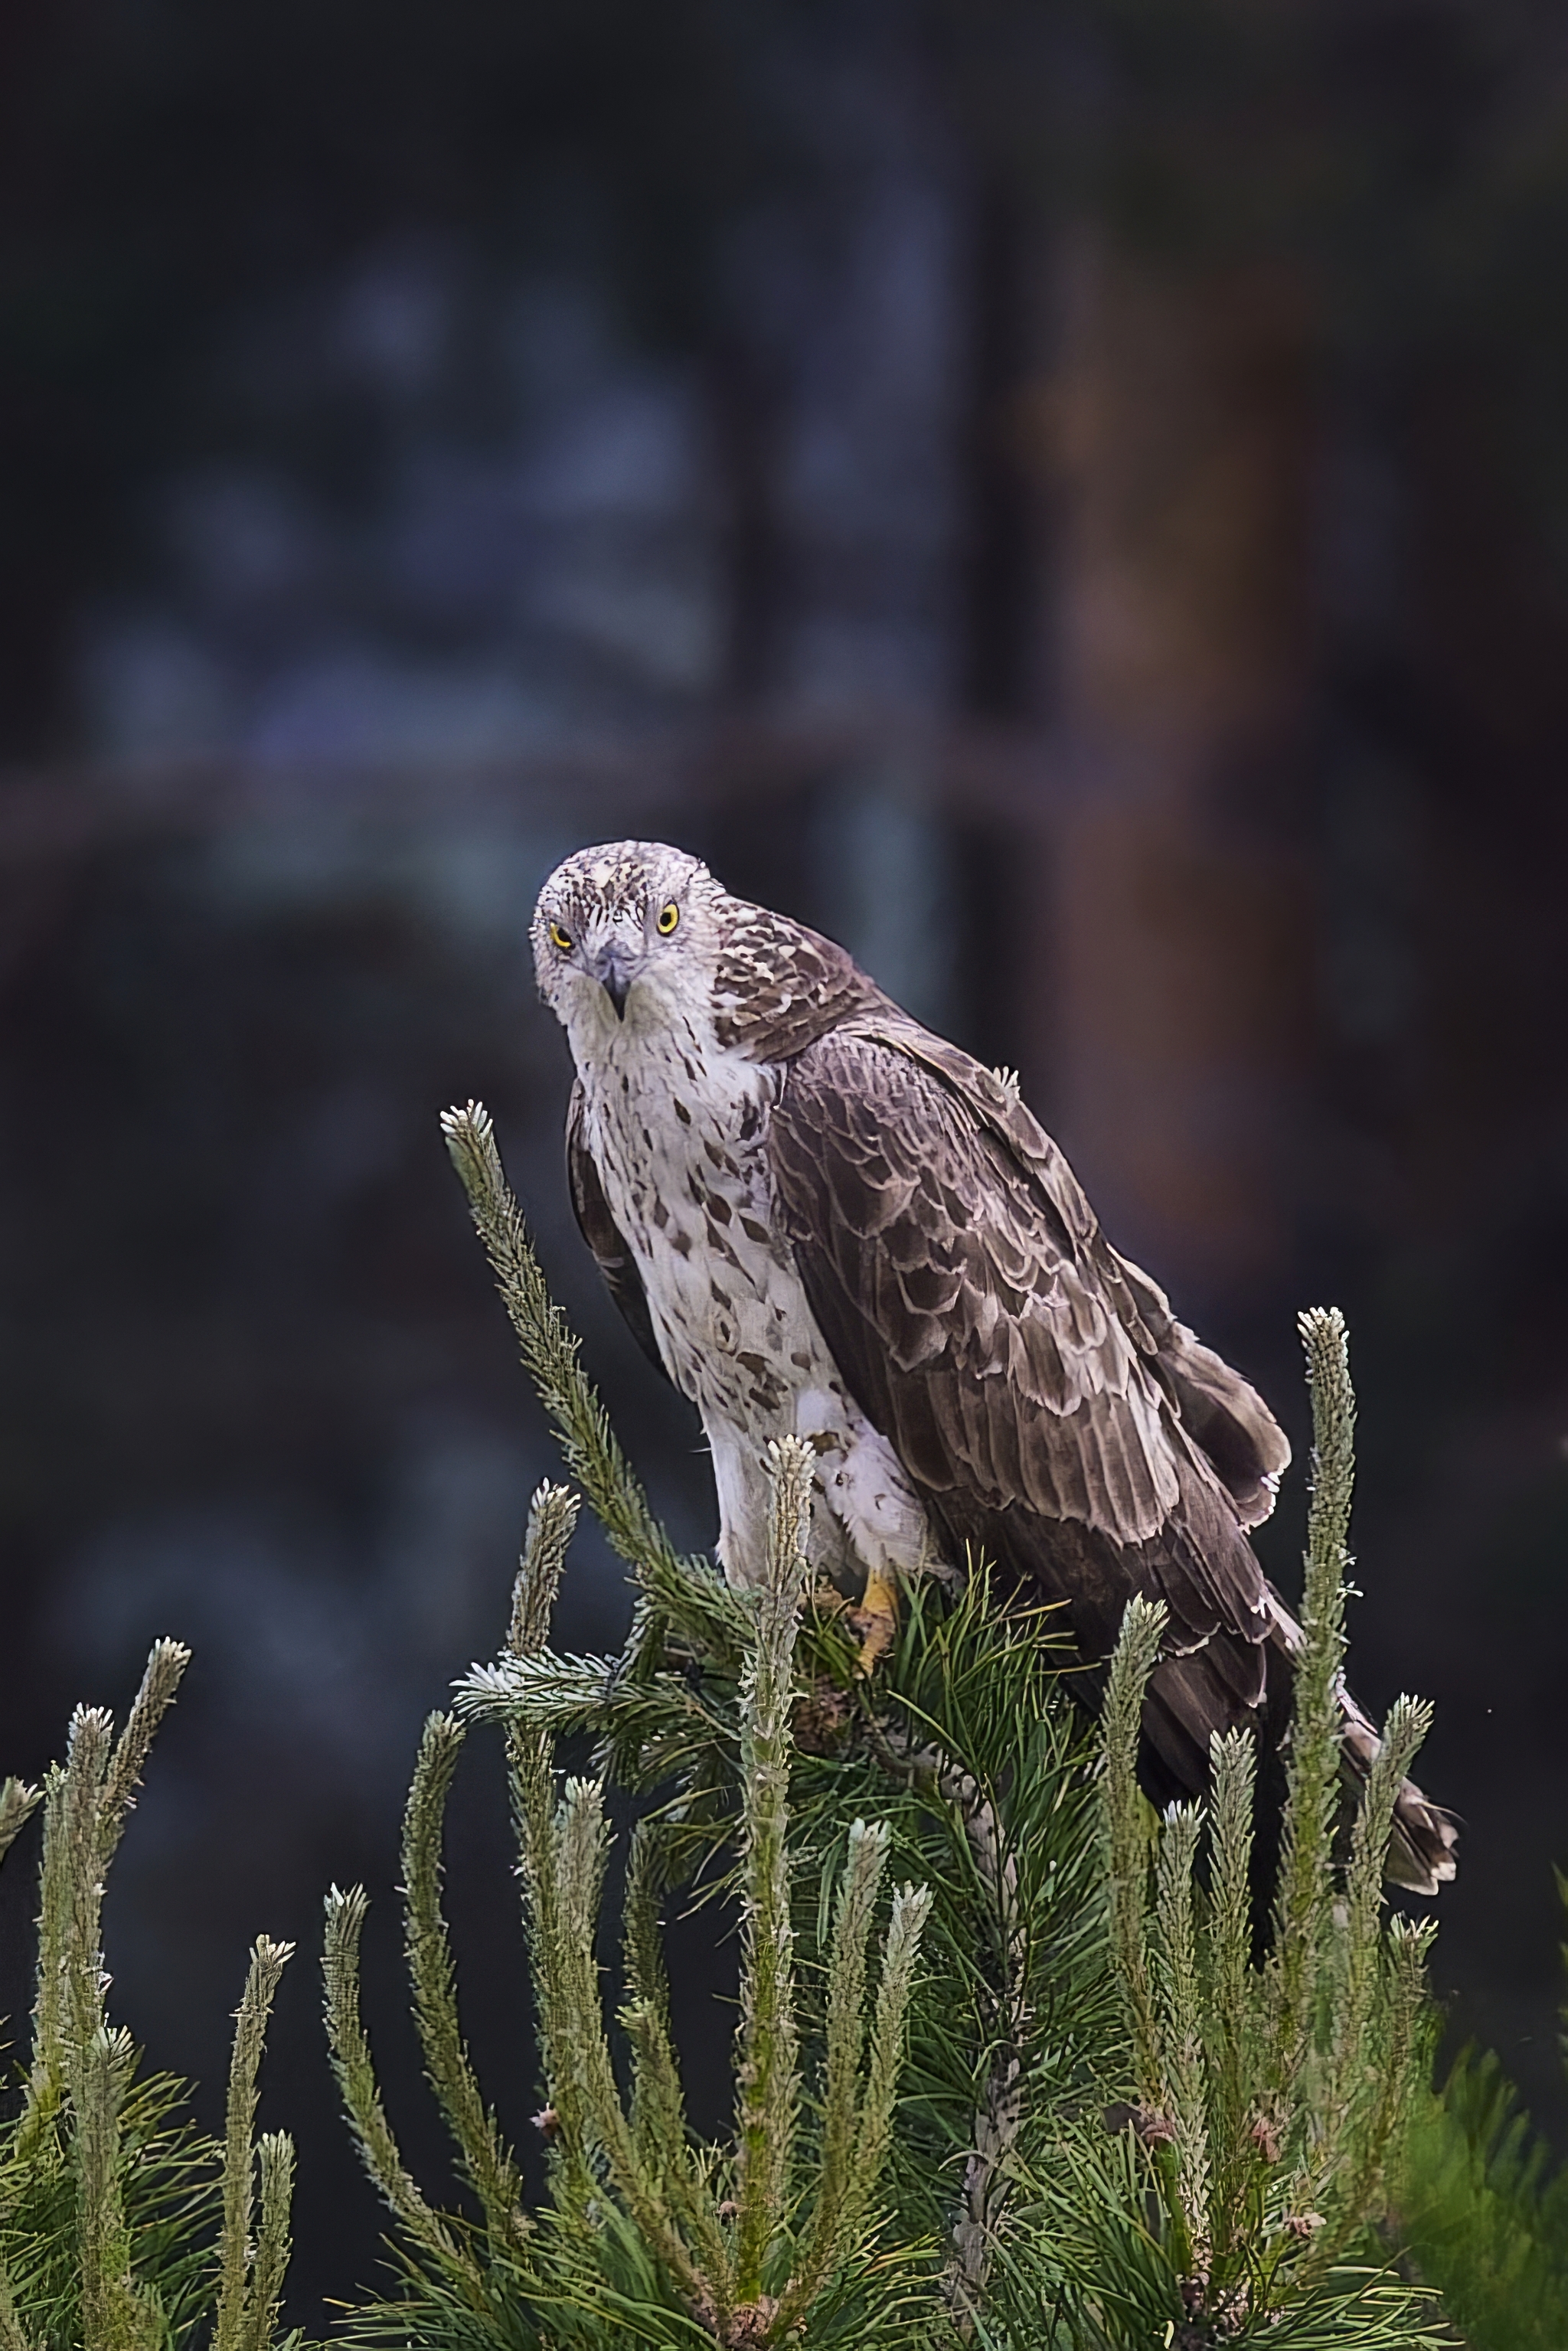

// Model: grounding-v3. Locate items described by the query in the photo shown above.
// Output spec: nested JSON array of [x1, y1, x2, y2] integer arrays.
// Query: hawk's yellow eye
[[657, 902, 680, 936], [547, 920, 574, 953]]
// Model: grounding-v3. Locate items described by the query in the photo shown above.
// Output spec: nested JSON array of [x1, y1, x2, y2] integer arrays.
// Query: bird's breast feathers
[[574, 1020, 934, 1590], [577, 1021, 819, 1415]]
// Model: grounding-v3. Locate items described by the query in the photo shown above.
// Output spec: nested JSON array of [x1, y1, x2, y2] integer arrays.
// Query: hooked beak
[[586, 939, 636, 1020]]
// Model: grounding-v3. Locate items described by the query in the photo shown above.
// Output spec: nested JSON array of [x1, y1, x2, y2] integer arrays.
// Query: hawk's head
[[532, 841, 725, 1043]]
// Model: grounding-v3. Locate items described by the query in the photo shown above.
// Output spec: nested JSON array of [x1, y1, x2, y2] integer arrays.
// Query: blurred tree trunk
[[1027, 233, 1317, 1312]]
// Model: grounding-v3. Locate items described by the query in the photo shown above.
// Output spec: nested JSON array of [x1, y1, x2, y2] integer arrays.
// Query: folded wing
[[768, 1018, 1305, 1800]]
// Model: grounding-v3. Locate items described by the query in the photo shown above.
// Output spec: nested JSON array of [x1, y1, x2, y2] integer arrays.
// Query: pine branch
[[508, 1481, 580, 1660], [241, 2134, 296, 2351], [622, 1820, 675, 2059], [3, 1639, 230, 2351], [554, 1777, 612, 2002], [1203, 1726, 1258, 2270], [0, 1778, 41, 1871], [1301, 1915, 1439, 2293], [942, 1758, 1029, 2320], [495, 1480, 599, 2193], [619, 1821, 697, 2190], [1318, 1694, 1434, 2183], [21, 1774, 72, 2144], [851, 1882, 933, 2231], [619, 2000, 734, 2300], [20, 1710, 114, 2163], [73, 2026, 144, 2351], [23, 1643, 191, 2158], [455, 1649, 726, 1757], [321, 1885, 479, 2287], [541, 1778, 711, 2310], [1268, 1307, 1357, 2121], [777, 1860, 933, 2334], [597, 1822, 730, 2305], [100, 1641, 190, 1862], [802, 1820, 890, 2281], [1153, 1803, 1210, 2277], [215, 1935, 295, 2351], [731, 1439, 810, 2301], [1100, 1595, 1167, 2109], [507, 1723, 591, 2189], [400, 1713, 526, 2249]]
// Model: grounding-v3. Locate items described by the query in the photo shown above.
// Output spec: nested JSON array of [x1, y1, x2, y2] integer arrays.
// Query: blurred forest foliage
[[4, 0, 1568, 2326]]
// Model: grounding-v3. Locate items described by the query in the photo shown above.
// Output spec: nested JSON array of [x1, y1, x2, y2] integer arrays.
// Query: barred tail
[[1338, 1686, 1459, 1896]]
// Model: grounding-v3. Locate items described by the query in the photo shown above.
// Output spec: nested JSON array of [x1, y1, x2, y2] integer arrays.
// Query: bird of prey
[[531, 838, 1455, 1895]]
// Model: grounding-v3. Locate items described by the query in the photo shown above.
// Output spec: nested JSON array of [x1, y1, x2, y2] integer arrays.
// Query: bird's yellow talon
[[849, 1567, 900, 1675]]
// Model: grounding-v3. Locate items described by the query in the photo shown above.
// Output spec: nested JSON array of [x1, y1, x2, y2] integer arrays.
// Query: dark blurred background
[[3, 0, 1567, 2324]]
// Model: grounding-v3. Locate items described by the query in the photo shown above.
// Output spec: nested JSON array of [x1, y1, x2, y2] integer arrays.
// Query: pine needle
[[0, 2261, 34, 2351]]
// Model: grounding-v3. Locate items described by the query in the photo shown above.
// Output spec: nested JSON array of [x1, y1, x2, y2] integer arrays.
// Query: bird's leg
[[848, 1562, 900, 1674]]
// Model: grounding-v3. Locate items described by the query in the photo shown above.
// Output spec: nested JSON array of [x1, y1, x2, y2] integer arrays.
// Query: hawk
[[531, 839, 1455, 1895]]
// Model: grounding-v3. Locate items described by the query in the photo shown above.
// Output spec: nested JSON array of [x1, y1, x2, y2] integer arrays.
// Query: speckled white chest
[[573, 1008, 932, 1592]]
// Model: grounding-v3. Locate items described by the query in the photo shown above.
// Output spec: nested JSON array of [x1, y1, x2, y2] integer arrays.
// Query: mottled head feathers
[[531, 841, 724, 1043], [532, 839, 881, 1059]]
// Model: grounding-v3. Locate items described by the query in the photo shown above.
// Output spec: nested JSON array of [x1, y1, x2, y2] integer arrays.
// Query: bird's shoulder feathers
[[712, 900, 886, 1063]]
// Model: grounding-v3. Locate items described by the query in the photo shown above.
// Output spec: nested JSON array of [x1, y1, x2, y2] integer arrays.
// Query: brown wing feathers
[[768, 1025, 1280, 1778], [1109, 1249, 1291, 1528], [769, 1024, 1230, 1562], [768, 1015, 1455, 1893]]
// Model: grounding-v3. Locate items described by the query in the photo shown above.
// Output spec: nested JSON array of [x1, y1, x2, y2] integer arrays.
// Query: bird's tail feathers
[[1145, 1605, 1458, 1897], [1336, 1687, 1459, 1898]]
